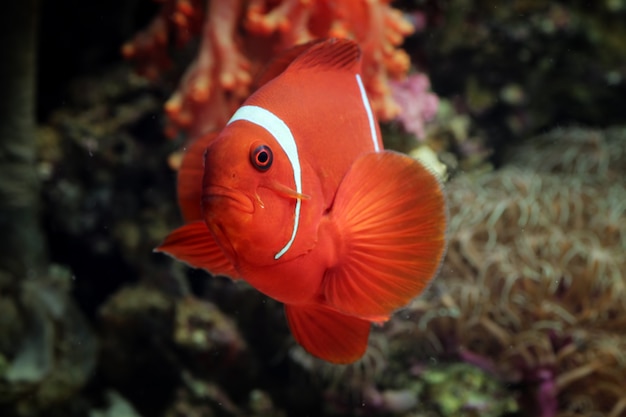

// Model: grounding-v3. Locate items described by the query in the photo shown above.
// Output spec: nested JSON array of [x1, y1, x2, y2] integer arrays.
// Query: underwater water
[[1, 1, 625, 417]]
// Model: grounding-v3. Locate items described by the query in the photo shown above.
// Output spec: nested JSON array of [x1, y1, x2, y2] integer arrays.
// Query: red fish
[[157, 39, 447, 364]]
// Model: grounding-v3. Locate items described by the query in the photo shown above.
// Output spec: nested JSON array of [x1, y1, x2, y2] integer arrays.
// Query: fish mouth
[[202, 185, 255, 214]]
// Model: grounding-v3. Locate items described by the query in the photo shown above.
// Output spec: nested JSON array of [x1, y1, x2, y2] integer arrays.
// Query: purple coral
[[389, 73, 439, 141]]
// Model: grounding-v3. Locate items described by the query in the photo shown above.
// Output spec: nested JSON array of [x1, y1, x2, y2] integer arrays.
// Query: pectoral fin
[[155, 221, 239, 279]]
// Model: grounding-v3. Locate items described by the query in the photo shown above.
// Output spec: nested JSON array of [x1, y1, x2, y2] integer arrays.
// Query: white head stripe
[[227, 105, 302, 260], [355, 74, 380, 152]]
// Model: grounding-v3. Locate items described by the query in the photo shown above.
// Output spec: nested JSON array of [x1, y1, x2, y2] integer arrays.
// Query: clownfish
[[157, 39, 447, 364]]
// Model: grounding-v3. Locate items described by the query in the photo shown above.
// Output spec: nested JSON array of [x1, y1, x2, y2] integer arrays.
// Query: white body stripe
[[355, 74, 380, 152], [227, 105, 302, 260]]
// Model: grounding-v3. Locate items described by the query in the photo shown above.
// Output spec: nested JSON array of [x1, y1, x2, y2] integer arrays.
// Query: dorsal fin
[[254, 40, 325, 88], [289, 38, 361, 73], [254, 38, 361, 89]]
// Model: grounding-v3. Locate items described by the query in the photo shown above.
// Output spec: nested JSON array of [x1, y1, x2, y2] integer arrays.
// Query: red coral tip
[[177, 0, 194, 16], [121, 43, 136, 59]]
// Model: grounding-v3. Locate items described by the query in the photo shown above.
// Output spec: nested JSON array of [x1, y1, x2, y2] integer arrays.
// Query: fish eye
[[250, 144, 273, 171]]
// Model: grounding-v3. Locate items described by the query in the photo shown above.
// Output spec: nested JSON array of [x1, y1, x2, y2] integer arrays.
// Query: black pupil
[[251, 145, 272, 171]]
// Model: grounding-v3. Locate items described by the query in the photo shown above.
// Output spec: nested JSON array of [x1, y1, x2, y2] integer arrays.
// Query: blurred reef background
[[0, 0, 625, 416]]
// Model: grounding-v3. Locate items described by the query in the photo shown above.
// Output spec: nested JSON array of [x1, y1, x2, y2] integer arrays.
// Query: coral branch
[[124, 0, 417, 140], [122, 0, 205, 80]]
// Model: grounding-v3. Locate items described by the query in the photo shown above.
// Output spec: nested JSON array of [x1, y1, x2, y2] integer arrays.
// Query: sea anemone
[[392, 127, 626, 416]]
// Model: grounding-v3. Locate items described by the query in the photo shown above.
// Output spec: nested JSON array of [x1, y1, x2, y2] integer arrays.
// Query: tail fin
[[324, 151, 447, 319]]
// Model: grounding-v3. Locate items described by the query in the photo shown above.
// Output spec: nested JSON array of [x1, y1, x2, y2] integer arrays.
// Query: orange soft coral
[[123, 0, 415, 139], [121, 0, 205, 80]]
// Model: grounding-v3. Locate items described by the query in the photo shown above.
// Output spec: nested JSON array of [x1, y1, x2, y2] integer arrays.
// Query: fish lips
[[202, 185, 255, 214]]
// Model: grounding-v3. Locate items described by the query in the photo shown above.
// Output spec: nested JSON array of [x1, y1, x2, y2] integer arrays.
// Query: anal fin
[[285, 304, 370, 364], [155, 221, 239, 279]]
